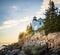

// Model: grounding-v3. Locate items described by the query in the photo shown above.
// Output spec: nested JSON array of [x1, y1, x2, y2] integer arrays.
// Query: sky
[[0, 0, 60, 44]]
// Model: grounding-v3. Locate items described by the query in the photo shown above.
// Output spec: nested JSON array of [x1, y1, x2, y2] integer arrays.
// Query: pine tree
[[44, 0, 58, 35], [56, 11, 60, 31]]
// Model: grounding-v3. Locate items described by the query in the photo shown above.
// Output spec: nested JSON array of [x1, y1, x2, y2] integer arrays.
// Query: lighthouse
[[32, 16, 44, 31]]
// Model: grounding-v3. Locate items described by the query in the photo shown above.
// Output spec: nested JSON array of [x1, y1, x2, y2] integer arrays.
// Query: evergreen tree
[[44, 0, 58, 35], [26, 23, 32, 31], [56, 11, 60, 31]]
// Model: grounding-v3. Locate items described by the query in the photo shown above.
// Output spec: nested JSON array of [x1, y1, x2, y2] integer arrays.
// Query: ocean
[[0, 43, 8, 50]]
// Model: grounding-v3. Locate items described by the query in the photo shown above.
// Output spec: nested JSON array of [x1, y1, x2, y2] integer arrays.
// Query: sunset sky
[[0, 0, 60, 44]]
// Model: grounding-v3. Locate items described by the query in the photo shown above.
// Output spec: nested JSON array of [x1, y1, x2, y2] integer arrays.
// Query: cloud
[[12, 5, 17, 10], [0, 20, 18, 29], [19, 16, 30, 22], [4, 20, 18, 25], [36, 0, 49, 18], [36, 0, 60, 18], [0, 16, 32, 30], [52, 0, 60, 4]]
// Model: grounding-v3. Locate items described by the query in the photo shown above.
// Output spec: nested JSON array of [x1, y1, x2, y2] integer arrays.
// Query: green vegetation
[[44, 0, 60, 35], [38, 26, 44, 32], [19, 23, 34, 39], [19, 0, 60, 38], [19, 32, 24, 39], [26, 23, 34, 34]]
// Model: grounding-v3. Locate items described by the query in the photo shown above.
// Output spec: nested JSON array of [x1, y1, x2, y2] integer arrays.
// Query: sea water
[[0, 43, 8, 50]]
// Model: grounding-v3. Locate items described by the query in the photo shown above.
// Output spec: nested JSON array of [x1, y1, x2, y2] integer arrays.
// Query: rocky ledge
[[0, 41, 60, 55], [0, 32, 60, 55]]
